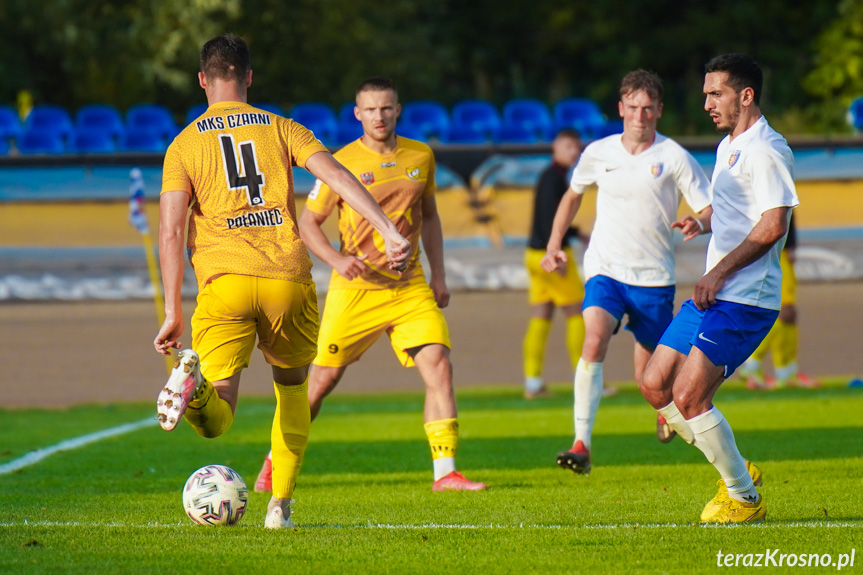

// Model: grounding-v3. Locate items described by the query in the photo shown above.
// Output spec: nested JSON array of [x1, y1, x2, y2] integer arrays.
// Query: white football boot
[[264, 499, 297, 529], [156, 349, 203, 431]]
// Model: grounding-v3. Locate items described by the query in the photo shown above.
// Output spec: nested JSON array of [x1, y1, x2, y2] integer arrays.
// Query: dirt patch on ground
[[2, 281, 860, 408]]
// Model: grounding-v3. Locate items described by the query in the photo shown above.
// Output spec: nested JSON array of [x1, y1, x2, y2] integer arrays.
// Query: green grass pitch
[[1, 380, 861, 574]]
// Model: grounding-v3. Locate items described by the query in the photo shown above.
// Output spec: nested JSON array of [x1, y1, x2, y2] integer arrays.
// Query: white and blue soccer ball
[[182, 464, 248, 526]]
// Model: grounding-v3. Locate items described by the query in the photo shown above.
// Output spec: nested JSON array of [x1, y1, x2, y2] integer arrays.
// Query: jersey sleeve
[[675, 148, 712, 213], [160, 141, 192, 196], [569, 144, 598, 194], [422, 152, 437, 198], [304, 177, 339, 216], [747, 150, 799, 214], [288, 120, 330, 168]]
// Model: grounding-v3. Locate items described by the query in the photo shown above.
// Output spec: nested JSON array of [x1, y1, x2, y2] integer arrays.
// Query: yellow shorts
[[780, 250, 796, 306], [191, 274, 319, 381], [525, 247, 585, 306], [315, 282, 450, 368]]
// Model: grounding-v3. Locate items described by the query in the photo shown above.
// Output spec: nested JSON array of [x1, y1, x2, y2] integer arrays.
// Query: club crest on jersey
[[650, 163, 664, 178], [728, 150, 741, 168], [361, 172, 375, 185], [406, 166, 421, 181]]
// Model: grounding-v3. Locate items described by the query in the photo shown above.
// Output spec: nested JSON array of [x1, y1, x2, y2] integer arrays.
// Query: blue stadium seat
[[595, 119, 624, 138], [494, 124, 540, 144], [400, 101, 450, 141], [396, 123, 428, 142], [289, 103, 337, 145], [25, 105, 74, 141], [126, 104, 178, 142], [252, 102, 287, 117], [849, 96, 863, 132], [338, 102, 357, 124], [185, 103, 209, 126], [0, 106, 23, 142], [502, 99, 553, 140], [75, 104, 125, 141], [0, 138, 9, 155], [335, 120, 363, 146], [121, 129, 167, 153], [71, 129, 117, 153], [451, 100, 501, 140], [445, 126, 492, 144], [553, 98, 606, 139], [18, 129, 67, 154]]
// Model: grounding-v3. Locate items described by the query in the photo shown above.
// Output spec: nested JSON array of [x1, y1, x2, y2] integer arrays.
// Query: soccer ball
[[182, 464, 248, 526]]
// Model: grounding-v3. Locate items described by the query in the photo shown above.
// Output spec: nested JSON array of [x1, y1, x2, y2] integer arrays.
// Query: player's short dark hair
[[356, 76, 398, 99], [200, 34, 250, 83], [705, 54, 763, 106], [619, 70, 663, 103], [555, 127, 582, 142]]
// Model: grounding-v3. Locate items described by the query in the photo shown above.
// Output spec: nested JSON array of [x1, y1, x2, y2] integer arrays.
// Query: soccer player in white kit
[[639, 54, 798, 523], [541, 70, 712, 475]]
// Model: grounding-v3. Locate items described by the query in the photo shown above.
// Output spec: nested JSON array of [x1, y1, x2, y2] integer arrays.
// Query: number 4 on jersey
[[219, 134, 266, 207]]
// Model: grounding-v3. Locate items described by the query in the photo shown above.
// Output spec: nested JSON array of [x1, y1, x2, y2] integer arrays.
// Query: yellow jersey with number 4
[[305, 136, 436, 291], [161, 101, 328, 290]]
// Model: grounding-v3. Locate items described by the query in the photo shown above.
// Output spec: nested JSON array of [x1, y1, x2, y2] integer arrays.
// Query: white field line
[[0, 520, 859, 530], [0, 417, 156, 476]]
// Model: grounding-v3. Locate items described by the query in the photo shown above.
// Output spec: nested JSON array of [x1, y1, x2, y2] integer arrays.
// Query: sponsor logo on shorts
[[697, 332, 718, 345], [650, 162, 663, 177], [361, 172, 375, 185], [728, 150, 741, 168], [381, 161, 397, 168], [226, 207, 284, 230], [406, 166, 421, 181]]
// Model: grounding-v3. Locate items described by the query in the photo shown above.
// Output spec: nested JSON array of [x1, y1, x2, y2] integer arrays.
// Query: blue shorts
[[659, 299, 779, 378], [582, 275, 676, 351]]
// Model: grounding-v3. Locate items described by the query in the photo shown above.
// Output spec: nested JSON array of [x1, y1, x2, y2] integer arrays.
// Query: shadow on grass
[[299, 426, 863, 475]]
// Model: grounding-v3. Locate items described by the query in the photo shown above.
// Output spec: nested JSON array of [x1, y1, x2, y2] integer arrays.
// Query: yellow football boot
[[700, 461, 763, 522], [704, 495, 766, 524]]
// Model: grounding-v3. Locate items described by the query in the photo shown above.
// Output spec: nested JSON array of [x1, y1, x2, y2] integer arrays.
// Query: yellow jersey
[[161, 101, 328, 290], [305, 136, 436, 290]]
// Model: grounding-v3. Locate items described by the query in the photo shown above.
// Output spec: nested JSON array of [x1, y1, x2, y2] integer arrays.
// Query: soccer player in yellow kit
[[254, 77, 486, 492], [153, 35, 410, 529]]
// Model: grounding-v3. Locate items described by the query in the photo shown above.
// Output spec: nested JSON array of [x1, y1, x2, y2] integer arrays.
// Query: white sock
[[687, 407, 759, 503], [775, 361, 797, 382], [741, 358, 761, 376], [658, 402, 694, 444], [574, 358, 603, 450], [433, 457, 456, 481], [525, 376, 544, 393]]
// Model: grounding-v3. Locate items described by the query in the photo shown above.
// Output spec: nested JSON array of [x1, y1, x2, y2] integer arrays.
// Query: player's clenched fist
[[541, 249, 568, 276], [384, 232, 411, 273]]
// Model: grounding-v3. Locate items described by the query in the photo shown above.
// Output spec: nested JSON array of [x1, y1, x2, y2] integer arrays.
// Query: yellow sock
[[185, 380, 234, 439], [424, 418, 459, 460], [566, 314, 585, 370], [523, 318, 551, 378], [772, 320, 797, 370], [271, 380, 311, 500]]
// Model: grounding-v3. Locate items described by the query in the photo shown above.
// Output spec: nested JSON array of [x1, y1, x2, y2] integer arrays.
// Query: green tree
[[804, 0, 863, 132]]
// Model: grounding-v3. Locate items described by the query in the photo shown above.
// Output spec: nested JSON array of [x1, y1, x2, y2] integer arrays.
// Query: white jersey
[[707, 116, 798, 310], [570, 133, 711, 286]]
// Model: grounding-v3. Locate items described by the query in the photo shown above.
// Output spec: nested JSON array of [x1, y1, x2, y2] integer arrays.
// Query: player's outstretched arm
[[541, 188, 584, 274], [421, 195, 449, 308], [305, 151, 410, 271], [154, 191, 189, 355], [672, 206, 713, 241], [694, 206, 789, 310]]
